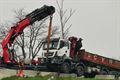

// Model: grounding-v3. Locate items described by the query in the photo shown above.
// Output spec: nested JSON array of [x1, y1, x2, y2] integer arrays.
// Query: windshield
[[43, 41, 59, 50]]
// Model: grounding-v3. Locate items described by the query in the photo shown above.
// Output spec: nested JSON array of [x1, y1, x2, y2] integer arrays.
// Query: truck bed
[[78, 50, 120, 70]]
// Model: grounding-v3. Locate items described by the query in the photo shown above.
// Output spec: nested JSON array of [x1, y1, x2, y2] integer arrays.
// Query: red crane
[[1, 5, 55, 64]]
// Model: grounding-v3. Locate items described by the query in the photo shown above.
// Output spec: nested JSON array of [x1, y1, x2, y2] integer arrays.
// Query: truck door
[[57, 40, 70, 57]]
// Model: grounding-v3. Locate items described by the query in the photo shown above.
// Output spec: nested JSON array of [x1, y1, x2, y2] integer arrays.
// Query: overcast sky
[[0, 0, 120, 59]]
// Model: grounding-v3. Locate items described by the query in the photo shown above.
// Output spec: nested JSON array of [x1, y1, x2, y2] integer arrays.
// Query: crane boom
[[1, 5, 55, 64]]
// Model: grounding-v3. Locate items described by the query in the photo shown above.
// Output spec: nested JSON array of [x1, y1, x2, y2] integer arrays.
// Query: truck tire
[[76, 65, 84, 77], [84, 73, 89, 78], [84, 72, 96, 78], [61, 62, 70, 73], [115, 74, 119, 80], [100, 69, 109, 75], [89, 73, 96, 78], [84, 72, 97, 78], [101, 71, 108, 75]]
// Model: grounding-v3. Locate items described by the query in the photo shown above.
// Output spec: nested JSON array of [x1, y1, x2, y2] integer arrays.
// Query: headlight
[[51, 58, 56, 63]]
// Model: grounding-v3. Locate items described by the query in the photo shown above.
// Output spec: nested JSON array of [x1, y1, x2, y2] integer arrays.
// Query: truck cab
[[40, 37, 76, 73], [41, 37, 83, 74], [41, 38, 71, 64]]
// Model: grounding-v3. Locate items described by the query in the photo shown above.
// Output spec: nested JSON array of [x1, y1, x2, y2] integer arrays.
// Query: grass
[[1, 75, 113, 80]]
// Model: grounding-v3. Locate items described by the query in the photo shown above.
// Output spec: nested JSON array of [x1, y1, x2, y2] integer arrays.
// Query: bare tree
[[0, 8, 59, 60], [0, 23, 10, 39], [26, 20, 59, 59], [56, 0, 75, 39], [13, 8, 27, 59]]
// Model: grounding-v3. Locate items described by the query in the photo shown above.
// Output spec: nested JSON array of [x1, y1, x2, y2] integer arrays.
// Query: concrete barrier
[[0, 69, 120, 80], [0, 69, 16, 80], [0, 69, 53, 79], [95, 75, 120, 80]]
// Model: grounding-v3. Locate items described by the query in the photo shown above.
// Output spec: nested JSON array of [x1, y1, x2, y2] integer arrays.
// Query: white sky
[[0, 0, 120, 59]]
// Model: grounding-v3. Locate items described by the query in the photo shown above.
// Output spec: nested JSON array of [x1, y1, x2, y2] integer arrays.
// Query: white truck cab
[[42, 38, 71, 59]]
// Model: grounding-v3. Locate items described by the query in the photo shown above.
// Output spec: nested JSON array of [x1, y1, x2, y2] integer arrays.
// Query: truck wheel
[[102, 71, 108, 75], [84, 73, 89, 78], [84, 73, 96, 78], [100, 69, 109, 75], [61, 62, 70, 73], [89, 73, 96, 78], [76, 65, 84, 77], [115, 74, 119, 80]]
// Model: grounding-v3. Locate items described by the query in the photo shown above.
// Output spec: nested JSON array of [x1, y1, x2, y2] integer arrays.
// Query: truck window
[[59, 41, 69, 49], [43, 41, 58, 50], [59, 41, 64, 48], [65, 42, 69, 49]]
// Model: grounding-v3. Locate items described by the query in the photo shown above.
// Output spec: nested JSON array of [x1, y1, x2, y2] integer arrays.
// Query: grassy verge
[[1, 75, 113, 80]]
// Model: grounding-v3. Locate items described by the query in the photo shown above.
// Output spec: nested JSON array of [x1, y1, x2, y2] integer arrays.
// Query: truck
[[41, 37, 120, 78]]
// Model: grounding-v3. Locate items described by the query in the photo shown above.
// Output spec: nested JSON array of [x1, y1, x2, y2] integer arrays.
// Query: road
[[0, 68, 119, 80]]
